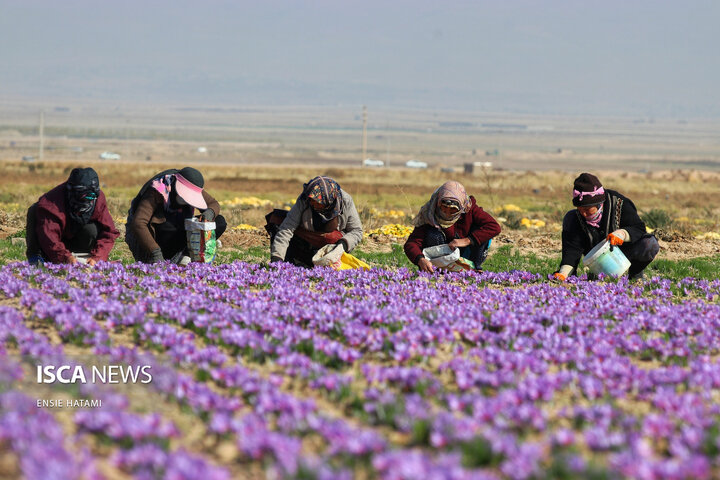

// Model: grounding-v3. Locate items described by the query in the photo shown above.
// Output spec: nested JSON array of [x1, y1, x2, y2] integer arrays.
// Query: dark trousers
[[265, 209, 318, 268], [266, 223, 317, 268], [424, 227, 491, 270], [283, 236, 318, 268], [153, 215, 227, 260], [26, 202, 99, 263], [620, 235, 660, 277]]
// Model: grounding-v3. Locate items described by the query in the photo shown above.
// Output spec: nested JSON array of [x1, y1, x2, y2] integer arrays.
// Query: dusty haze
[[1, 0, 719, 117]]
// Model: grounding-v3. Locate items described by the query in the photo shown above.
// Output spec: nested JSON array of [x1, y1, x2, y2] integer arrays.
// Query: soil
[[220, 229, 270, 248], [0, 211, 23, 239]]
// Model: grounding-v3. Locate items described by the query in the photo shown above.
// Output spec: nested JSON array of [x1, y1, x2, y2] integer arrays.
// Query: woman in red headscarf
[[404, 181, 501, 273]]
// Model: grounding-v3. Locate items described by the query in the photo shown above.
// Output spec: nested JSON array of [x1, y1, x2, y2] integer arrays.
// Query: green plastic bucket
[[583, 239, 631, 277]]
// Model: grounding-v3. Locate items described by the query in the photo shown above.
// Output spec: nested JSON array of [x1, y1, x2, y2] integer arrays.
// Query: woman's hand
[[323, 230, 344, 244], [200, 209, 215, 221], [448, 237, 471, 250], [150, 248, 165, 264], [607, 230, 626, 246], [417, 257, 435, 273]]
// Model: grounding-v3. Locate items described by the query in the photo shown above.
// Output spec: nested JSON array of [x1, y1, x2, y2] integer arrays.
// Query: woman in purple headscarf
[[553, 173, 659, 281]]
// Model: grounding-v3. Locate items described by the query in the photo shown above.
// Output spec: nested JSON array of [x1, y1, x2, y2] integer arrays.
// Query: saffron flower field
[[2, 261, 720, 479]]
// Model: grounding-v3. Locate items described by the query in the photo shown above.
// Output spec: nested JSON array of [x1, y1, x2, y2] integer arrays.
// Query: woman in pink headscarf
[[404, 181, 501, 273]]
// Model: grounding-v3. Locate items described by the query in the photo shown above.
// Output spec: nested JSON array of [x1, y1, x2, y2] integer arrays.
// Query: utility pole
[[361, 105, 367, 166], [38, 111, 45, 162]]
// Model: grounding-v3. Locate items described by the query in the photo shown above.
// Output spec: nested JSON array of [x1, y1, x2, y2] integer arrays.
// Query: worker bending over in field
[[553, 173, 659, 282], [404, 181, 501, 273], [126, 167, 226, 264], [26, 167, 119, 266], [268, 176, 363, 267]]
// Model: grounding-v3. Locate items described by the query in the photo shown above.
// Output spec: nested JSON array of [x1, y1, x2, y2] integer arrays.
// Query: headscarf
[[150, 174, 176, 211], [66, 167, 99, 226], [412, 181, 471, 229], [150, 173, 193, 224], [572, 173, 606, 228], [572, 173, 606, 207], [301, 176, 343, 222]]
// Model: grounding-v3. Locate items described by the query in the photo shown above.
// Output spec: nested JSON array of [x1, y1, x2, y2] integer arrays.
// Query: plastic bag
[[423, 244, 460, 268], [448, 257, 475, 272], [312, 244, 344, 269], [339, 253, 370, 270], [312, 244, 371, 270], [185, 218, 217, 263], [422, 244, 475, 272]]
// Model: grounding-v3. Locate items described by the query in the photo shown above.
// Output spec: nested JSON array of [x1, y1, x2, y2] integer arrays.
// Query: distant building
[[464, 162, 493, 174]]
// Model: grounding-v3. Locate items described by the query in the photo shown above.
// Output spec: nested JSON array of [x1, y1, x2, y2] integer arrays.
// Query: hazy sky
[[1, 0, 718, 117]]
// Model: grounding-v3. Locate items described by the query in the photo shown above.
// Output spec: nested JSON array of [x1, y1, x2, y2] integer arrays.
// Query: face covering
[[66, 168, 100, 226], [583, 204, 604, 228], [412, 181, 470, 229]]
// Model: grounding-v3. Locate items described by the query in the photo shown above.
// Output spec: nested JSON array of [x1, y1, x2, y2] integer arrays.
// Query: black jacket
[[560, 189, 648, 269]]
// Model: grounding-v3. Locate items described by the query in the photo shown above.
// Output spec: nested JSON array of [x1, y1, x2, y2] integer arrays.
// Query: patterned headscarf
[[301, 176, 343, 221], [412, 181, 471, 229]]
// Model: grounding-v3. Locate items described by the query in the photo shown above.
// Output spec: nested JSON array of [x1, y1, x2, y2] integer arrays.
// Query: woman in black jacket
[[553, 173, 659, 281]]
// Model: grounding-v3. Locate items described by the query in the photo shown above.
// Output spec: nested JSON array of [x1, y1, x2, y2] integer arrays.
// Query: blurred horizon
[[1, 0, 719, 119]]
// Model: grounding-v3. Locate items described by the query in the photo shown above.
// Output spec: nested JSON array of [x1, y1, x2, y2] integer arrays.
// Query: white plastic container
[[184, 218, 216, 232], [71, 252, 90, 265], [423, 244, 461, 268], [583, 239, 631, 277]]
